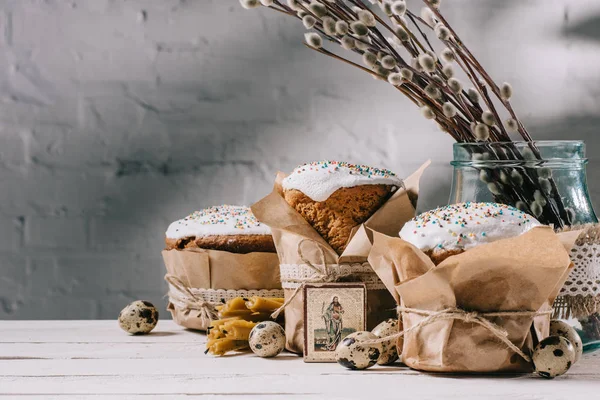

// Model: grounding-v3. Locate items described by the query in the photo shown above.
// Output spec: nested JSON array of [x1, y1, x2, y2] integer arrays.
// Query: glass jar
[[450, 140, 600, 351]]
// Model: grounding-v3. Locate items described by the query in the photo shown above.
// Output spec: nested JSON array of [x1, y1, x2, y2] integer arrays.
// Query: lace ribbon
[[271, 238, 385, 319], [554, 224, 600, 319], [361, 306, 553, 364]]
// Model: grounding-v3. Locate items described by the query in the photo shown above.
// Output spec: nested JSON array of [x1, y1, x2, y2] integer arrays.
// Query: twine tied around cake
[[361, 306, 554, 363], [271, 239, 356, 320], [165, 274, 219, 328]]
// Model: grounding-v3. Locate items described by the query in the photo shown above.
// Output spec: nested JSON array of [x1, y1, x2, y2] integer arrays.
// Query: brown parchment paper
[[368, 226, 580, 373], [251, 161, 430, 354], [162, 248, 280, 330]]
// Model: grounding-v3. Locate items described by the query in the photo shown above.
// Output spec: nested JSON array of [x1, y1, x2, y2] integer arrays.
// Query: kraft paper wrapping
[[162, 248, 281, 330], [368, 226, 581, 373], [251, 161, 430, 354]]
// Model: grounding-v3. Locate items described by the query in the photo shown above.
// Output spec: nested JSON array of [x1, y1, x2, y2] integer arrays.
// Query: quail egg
[[249, 321, 286, 358], [118, 300, 159, 334], [549, 320, 583, 363], [371, 318, 400, 365], [335, 331, 382, 370], [532, 336, 575, 379]]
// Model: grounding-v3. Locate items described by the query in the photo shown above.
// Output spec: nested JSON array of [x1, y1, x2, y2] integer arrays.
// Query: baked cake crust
[[165, 234, 276, 253], [425, 248, 465, 265], [284, 184, 396, 254]]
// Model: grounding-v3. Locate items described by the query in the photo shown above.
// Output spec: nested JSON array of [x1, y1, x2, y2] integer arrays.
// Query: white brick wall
[[1, 0, 600, 319]]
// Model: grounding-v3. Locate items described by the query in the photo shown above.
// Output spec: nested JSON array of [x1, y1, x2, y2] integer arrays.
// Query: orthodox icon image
[[303, 283, 366, 362]]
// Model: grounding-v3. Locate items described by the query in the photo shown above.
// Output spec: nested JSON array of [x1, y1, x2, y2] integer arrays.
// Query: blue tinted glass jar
[[450, 140, 599, 350]]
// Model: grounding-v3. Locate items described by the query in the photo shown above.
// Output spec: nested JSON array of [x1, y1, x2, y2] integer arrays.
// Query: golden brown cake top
[[166, 205, 271, 240], [282, 160, 402, 201]]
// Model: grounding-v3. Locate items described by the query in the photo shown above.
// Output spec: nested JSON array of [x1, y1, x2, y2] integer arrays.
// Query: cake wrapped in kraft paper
[[162, 205, 282, 331], [367, 225, 580, 373], [251, 161, 429, 354]]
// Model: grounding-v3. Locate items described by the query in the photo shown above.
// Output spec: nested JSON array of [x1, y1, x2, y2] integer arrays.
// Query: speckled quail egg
[[532, 336, 575, 379], [371, 318, 400, 365], [335, 331, 382, 370], [249, 321, 286, 358], [550, 320, 583, 363], [118, 300, 159, 335]]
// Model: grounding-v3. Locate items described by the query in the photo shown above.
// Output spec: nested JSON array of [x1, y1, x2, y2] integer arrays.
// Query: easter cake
[[282, 161, 404, 254], [399, 202, 541, 264], [165, 205, 276, 254]]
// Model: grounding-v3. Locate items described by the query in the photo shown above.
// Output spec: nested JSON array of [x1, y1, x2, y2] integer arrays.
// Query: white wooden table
[[1, 321, 599, 399]]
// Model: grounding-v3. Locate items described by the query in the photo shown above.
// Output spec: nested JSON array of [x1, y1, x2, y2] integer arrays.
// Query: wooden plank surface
[[0, 321, 598, 399]]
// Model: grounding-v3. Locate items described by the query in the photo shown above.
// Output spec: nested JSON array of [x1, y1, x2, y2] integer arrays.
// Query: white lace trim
[[169, 284, 283, 306], [560, 241, 600, 297], [279, 262, 386, 290], [181, 287, 285, 304]]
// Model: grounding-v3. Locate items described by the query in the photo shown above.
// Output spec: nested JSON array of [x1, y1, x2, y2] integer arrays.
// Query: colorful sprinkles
[[405, 202, 537, 249], [292, 161, 397, 180], [180, 205, 264, 231]]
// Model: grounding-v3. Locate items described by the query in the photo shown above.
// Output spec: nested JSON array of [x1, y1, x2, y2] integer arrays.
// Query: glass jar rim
[[452, 140, 588, 167], [453, 140, 584, 148]]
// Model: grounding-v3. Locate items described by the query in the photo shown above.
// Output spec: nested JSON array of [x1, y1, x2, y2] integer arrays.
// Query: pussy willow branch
[[247, 0, 573, 225], [421, 0, 532, 141]]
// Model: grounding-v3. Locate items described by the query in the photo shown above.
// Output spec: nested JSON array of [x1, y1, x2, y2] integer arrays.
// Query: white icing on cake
[[399, 202, 541, 252], [282, 161, 403, 201], [166, 205, 271, 239]]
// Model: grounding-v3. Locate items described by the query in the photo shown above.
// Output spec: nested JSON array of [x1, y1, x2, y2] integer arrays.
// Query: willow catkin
[[435, 23, 451, 40], [447, 78, 462, 94], [467, 88, 480, 103], [425, 83, 441, 99], [441, 102, 457, 118], [418, 53, 436, 73], [240, 0, 260, 8], [336, 20, 349, 35], [309, 2, 327, 17], [351, 21, 369, 37], [302, 15, 316, 29], [429, 0, 441, 9], [341, 35, 355, 50], [482, 111, 495, 126], [440, 48, 455, 63], [442, 64, 454, 78], [394, 26, 409, 42], [391, 0, 407, 16], [487, 182, 502, 195], [500, 82, 513, 100], [400, 68, 413, 81], [322, 16, 336, 36], [362, 51, 377, 68], [474, 123, 490, 141], [388, 72, 404, 86], [530, 201, 543, 217], [420, 106, 436, 120], [506, 118, 519, 132], [381, 55, 397, 70], [358, 10, 376, 27], [304, 32, 323, 49], [534, 190, 547, 207]]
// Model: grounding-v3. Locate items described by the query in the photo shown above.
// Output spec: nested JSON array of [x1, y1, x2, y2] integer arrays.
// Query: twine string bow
[[165, 274, 218, 327], [361, 306, 554, 363], [270, 239, 351, 319]]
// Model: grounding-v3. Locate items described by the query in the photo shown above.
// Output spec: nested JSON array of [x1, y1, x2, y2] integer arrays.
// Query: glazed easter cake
[[165, 205, 276, 254], [282, 161, 403, 254], [400, 202, 541, 265]]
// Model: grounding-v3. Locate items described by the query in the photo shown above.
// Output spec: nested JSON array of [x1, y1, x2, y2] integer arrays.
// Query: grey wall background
[[1, 0, 599, 319]]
